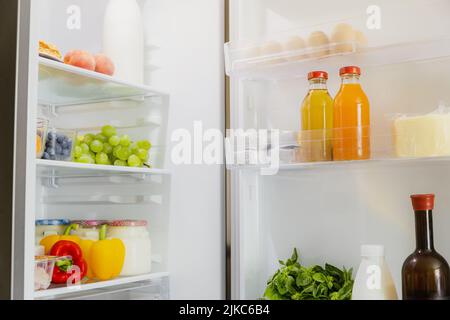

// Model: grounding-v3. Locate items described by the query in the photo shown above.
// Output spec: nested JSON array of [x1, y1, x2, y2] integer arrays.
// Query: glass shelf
[[36, 159, 170, 178], [34, 272, 169, 299], [38, 57, 168, 106], [225, 37, 450, 80], [227, 155, 450, 173]]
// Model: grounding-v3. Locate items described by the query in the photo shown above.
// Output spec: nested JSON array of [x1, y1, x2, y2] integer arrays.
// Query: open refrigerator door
[[226, 0, 450, 300], [7, 0, 225, 300]]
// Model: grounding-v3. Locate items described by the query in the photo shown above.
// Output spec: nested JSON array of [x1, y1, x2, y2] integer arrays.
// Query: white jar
[[35, 219, 70, 245], [103, 0, 144, 83], [107, 220, 151, 276], [352, 245, 398, 300], [71, 220, 108, 240]]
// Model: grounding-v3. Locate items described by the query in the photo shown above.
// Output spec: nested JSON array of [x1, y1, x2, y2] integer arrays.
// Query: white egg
[[331, 23, 356, 53], [355, 30, 368, 48], [307, 31, 330, 58], [283, 36, 308, 61], [260, 41, 285, 65]]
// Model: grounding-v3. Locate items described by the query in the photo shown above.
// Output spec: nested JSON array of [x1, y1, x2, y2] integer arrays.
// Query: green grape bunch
[[73, 125, 152, 168]]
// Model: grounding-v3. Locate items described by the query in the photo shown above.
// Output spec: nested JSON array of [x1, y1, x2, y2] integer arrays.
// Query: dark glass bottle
[[402, 194, 450, 300]]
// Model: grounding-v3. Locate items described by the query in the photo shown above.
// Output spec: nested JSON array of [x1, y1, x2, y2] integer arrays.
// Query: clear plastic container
[[107, 220, 152, 276], [34, 256, 57, 291], [36, 118, 48, 159], [42, 128, 77, 161]]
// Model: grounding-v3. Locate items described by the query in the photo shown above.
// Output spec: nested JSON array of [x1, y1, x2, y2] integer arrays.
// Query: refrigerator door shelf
[[38, 57, 168, 107], [228, 155, 450, 173], [226, 37, 450, 80], [36, 159, 170, 179], [34, 272, 169, 300]]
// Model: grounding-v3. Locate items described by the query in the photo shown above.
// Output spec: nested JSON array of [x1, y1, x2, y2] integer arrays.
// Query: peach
[[94, 54, 115, 76], [64, 50, 96, 71]]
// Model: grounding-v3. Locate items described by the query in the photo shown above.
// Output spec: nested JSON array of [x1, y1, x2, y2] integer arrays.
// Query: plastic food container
[[35, 219, 70, 245], [72, 220, 108, 240], [107, 220, 152, 276], [42, 128, 76, 161], [35, 256, 58, 291], [36, 118, 48, 159]]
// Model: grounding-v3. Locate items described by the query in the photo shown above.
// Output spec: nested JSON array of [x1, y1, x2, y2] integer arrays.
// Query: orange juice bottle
[[333, 66, 370, 161], [300, 71, 333, 162]]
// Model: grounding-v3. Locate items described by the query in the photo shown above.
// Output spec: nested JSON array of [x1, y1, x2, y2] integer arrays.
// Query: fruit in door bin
[[64, 50, 96, 71], [128, 154, 142, 167], [74, 125, 152, 167], [81, 225, 125, 281], [102, 125, 117, 138], [42, 130, 74, 161], [90, 140, 104, 153], [40, 224, 81, 255], [109, 135, 120, 146], [50, 240, 88, 284], [94, 54, 115, 76]]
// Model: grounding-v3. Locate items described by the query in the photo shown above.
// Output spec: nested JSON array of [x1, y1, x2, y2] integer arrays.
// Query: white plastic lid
[[361, 245, 385, 257]]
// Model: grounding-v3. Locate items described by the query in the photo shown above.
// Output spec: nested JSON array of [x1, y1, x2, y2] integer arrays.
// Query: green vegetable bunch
[[263, 248, 354, 300]]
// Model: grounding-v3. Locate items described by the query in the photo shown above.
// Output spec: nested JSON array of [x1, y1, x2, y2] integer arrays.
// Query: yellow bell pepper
[[40, 224, 81, 255], [83, 225, 125, 281]]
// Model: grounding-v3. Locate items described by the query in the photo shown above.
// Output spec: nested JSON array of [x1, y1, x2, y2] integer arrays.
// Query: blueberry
[[55, 144, 63, 154], [56, 134, 64, 144], [50, 154, 56, 160], [42, 152, 50, 160], [63, 149, 71, 157], [48, 132, 56, 141], [62, 140, 69, 149], [48, 148, 56, 156]]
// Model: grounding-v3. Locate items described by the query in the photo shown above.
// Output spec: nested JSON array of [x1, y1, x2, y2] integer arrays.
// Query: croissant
[[39, 40, 62, 61]]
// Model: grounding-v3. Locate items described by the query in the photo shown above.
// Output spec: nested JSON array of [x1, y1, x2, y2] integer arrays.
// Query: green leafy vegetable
[[263, 248, 354, 300]]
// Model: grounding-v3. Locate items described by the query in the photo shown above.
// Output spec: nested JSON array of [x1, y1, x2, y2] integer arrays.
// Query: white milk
[[103, 0, 144, 83], [352, 245, 398, 300]]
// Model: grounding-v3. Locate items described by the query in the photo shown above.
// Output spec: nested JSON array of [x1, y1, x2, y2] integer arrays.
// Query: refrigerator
[[3, 0, 450, 301], [225, 0, 450, 300]]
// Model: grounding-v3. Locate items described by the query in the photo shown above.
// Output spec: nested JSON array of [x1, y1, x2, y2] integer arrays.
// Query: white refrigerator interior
[[24, 0, 224, 300], [227, 0, 450, 299]]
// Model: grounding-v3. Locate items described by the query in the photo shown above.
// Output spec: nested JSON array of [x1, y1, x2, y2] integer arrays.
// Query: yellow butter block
[[394, 113, 450, 158]]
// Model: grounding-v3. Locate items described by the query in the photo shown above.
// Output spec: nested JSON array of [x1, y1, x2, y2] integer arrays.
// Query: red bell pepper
[[50, 240, 88, 285]]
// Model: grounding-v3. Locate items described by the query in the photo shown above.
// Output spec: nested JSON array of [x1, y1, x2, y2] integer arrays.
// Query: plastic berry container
[[36, 118, 49, 159], [42, 128, 77, 161]]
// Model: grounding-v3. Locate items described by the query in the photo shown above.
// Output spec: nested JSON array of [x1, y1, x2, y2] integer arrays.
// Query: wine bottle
[[402, 194, 450, 300]]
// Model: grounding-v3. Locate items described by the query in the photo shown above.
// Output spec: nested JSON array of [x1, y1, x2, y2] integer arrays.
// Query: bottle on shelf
[[333, 66, 370, 161], [103, 0, 144, 84], [298, 71, 333, 162], [402, 194, 450, 300], [352, 245, 398, 300]]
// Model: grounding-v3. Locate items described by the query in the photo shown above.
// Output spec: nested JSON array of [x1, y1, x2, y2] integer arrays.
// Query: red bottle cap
[[340, 66, 361, 76], [411, 194, 435, 211], [308, 71, 328, 80]]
